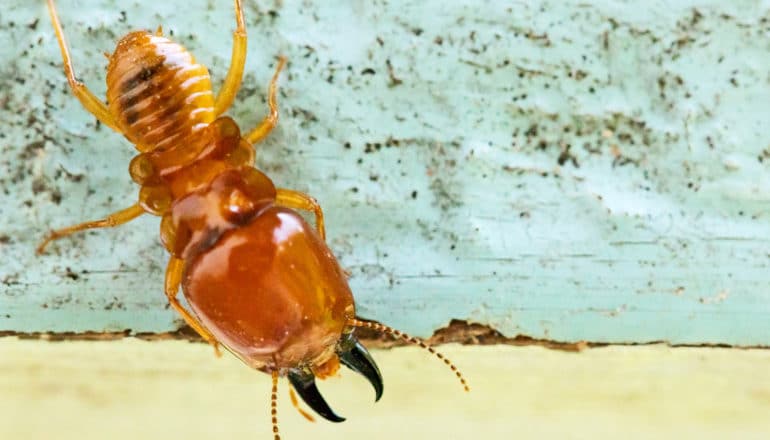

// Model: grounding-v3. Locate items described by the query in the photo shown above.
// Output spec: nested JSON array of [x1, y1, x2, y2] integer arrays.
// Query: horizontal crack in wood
[[1, 319, 767, 351]]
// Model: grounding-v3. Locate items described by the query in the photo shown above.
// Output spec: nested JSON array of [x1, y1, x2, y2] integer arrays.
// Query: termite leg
[[36, 203, 145, 255], [245, 56, 286, 144], [275, 188, 325, 240], [46, 0, 121, 132], [165, 257, 222, 357], [214, 0, 247, 116], [276, 189, 347, 275]]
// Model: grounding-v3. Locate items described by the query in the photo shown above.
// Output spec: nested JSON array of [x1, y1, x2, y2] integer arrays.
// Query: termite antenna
[[271, 371, 281, 440], [347, 318, 470, 392]]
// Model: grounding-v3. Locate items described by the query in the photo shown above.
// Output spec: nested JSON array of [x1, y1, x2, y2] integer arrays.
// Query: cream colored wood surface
[[1, 338, 769, 439]]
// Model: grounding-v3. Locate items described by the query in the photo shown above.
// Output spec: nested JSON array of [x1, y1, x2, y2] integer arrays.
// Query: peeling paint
[[0, 1, 769, 345]]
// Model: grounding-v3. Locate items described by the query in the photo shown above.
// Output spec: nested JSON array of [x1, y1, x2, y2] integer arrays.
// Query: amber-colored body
[[40, 1, 466, 438], [184, 204, 354, 369], [107, 31, 215, 153], [39, 0, 350, 374]]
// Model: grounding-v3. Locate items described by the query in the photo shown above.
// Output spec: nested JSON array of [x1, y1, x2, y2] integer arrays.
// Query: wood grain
[[2, 338, 770, 439], [0, 0, 768, 345]]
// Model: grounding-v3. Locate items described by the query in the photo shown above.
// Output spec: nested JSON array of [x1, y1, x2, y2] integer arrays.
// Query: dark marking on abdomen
[[119, 60, 169, 125], [121, 60, 164, 95]]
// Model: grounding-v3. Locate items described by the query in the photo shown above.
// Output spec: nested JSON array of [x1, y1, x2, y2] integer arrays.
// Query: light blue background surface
[[1, 0, 769, 345]]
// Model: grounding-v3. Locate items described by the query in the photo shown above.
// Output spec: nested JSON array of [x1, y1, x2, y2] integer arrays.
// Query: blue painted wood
[[1, 0, 769, 345]]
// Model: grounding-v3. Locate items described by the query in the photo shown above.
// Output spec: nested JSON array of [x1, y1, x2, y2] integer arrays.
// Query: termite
[[38, 1, 469, 438]]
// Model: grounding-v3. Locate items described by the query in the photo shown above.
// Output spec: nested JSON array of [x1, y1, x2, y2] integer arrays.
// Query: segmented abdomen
[[106, 31, 215, 152]]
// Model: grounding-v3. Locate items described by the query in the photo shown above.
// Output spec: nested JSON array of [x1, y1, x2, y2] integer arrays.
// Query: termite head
[[169, 168, 465, 424], [175, 176, 383, 421]]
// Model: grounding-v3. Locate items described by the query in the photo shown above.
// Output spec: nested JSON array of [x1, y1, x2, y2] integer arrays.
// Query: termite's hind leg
[[214, 0, 248, 116], [245, 57, 287, 145], [46, 0, 121, 132]]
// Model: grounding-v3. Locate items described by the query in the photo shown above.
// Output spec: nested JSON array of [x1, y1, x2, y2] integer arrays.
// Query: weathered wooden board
[[1, 0, 769, 344], [2, 339, 770, 439]]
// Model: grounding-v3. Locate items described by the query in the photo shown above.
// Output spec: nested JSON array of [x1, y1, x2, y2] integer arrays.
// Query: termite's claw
[[288, 367, 346, 423], [337, 332, 383, 401]]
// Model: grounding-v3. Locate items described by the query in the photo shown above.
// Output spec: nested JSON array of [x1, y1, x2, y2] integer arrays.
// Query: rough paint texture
[[0, 1, 768, 345]]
